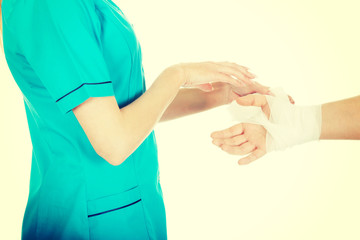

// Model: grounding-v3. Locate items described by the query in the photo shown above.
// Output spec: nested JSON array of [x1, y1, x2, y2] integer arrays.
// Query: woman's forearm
[[320, 96, 360, 140], [160, 83, 232, 122], [73, 66, 184, 165]]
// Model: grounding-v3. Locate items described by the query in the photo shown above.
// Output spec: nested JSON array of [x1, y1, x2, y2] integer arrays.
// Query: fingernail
[[247, 70, 256, 77]]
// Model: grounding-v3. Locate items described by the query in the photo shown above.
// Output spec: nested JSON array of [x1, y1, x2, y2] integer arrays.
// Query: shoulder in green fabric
[[14, 0, 115, 114]]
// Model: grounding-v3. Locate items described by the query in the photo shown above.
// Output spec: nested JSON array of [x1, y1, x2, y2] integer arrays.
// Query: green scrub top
[[2, 0, 167, 239]]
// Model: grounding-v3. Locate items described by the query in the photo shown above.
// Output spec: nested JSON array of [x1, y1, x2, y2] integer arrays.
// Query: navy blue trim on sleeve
[[56, 81, 112, 102]]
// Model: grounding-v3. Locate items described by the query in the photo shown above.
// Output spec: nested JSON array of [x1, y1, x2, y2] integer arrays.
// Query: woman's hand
[[209, 80, 278, 107], [175, 61, 257, 91], [231, 81, 270, 96]]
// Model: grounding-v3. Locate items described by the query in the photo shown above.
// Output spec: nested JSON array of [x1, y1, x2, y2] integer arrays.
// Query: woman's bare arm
[[73, 67, 183, 166], [73, 62, 255, 166]]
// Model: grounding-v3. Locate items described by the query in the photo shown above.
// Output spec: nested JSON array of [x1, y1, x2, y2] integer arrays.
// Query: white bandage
[[228, 88, 322, 152]]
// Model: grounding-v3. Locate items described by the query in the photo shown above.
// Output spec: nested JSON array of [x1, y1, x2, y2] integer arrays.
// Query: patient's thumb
[[235, 94, 267, 107]]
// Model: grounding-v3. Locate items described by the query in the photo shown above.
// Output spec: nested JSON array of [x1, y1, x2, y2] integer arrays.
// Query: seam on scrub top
[[55, 81, 112, 102], [139, 198, 152, 239], [87, 199, 142, 218], [100, 0, 134, 101], [129, 153, 152, 238]]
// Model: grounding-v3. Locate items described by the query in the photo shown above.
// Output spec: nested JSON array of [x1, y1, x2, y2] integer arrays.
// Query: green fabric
[[2, 0, 167, 239]]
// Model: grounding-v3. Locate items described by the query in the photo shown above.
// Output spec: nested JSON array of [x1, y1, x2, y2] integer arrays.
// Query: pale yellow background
[[1, 0, 360, 239]]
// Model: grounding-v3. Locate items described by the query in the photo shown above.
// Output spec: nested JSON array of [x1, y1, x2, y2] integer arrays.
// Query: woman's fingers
[[217, 64, 253, 85], [252, 81, 271, 95], [238, 148, 266, 165], [181, 61, 257, 89], [215, 72, 246, 88], [238, 66, 256, 79], [211, 124, 244, 139], [219, 62, 256, 79]]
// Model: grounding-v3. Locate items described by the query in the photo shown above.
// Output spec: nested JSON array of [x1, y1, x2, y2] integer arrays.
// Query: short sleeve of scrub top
[[1, 0, 167, 239], [17, 0, 115, 114]]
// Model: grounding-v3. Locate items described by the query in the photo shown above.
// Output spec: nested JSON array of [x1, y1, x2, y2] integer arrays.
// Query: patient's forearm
[[320, 96, 360, 140]]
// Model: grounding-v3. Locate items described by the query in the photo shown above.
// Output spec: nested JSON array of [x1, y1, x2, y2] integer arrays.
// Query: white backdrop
[[1, 0, 360, 239]]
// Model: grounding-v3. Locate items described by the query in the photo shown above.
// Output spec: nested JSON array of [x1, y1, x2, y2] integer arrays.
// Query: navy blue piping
[[55, 81, 112, 102], [87, 199, 142, 218]]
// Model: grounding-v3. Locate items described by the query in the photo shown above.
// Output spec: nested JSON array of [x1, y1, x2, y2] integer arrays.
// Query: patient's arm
[[211, 94, 360, 165], [320, 96, 360, 140]]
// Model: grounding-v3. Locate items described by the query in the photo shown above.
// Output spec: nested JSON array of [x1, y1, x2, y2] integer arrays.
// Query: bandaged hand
[[211, 89, 322, 165], [211, 121, 268, 165]]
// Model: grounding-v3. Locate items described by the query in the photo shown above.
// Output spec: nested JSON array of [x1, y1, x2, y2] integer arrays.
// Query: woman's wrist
[[164, 64, 186, 88]]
